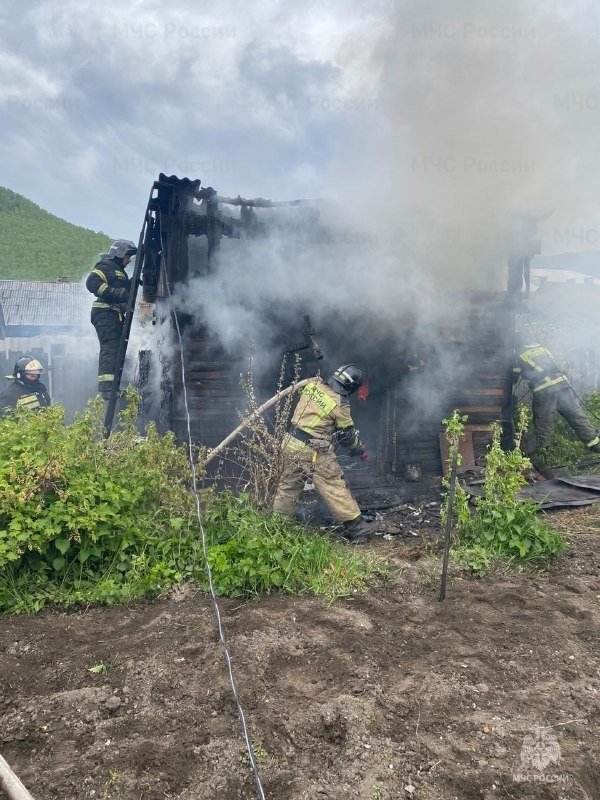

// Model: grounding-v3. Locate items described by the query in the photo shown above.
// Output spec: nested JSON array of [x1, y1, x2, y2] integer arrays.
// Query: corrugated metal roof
[[0, 280, 90, 328], [531, 268, 600, 285]]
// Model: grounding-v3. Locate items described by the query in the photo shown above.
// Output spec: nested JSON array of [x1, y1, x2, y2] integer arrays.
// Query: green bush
[[443, 414, 566, 574], [0, 400, 200, 612], [0, 401, 380, 613], [462, 496, 565, 563]]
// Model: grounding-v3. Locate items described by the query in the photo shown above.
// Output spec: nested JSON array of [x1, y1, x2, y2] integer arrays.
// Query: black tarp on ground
[[519, 475, 600, 508], [463, 474, 600, 509]]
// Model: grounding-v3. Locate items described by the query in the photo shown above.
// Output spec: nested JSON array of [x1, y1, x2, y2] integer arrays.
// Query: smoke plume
[[178, 1, 599, 362]]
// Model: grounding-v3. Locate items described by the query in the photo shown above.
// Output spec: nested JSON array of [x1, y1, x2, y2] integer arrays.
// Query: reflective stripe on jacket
[[513, 346, 568, 393], [0, 379, 51, 417], [86, 258, 131, 312]]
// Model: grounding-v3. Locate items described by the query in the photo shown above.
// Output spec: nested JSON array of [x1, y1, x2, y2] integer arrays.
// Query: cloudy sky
[[0, 0, 386, 236], [1, 0, 599, 269]]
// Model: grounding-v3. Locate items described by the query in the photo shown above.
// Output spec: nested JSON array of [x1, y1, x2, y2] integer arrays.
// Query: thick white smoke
[[334, 0, 600, 283], [176, 1, 600, 370]]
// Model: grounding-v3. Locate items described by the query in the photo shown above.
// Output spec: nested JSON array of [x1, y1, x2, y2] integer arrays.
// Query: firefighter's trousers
[[533, 385, 599, 450], [273, 440, 361, 524], [91, 308, 123, 399]]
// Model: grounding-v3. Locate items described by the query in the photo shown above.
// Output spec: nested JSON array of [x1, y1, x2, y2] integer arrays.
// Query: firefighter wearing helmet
[[273, 364, 374, 543], [514, 336, 600, 456], [0, 356, 51, 418], [85, 239, 137, 399]]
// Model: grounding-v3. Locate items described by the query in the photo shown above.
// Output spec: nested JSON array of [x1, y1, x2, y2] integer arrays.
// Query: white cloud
[[1, 0, 599, 270], [0, 50, 61, 103], [1, 0, 378, 233]]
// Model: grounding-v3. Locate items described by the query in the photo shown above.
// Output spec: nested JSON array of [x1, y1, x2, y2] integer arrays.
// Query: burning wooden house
[[129, 174, 516, 482]]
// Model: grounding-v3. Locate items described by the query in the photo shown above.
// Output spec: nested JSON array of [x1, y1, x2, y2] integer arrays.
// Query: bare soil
[[2, 507, 600, 800]]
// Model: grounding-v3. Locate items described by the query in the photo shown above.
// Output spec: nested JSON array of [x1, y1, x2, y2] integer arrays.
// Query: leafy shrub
[[0, 400, 200, 612], [0, 401, 380, 613], [463, 496, 565, 563], [443, 413, 566, 574], [440, 411, 471, 531]]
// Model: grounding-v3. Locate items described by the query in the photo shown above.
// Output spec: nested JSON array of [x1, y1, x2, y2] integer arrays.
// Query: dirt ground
[[1, 506, 600, 800]]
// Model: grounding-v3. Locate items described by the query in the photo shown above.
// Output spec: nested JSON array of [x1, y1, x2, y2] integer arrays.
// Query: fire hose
[[205, 378, 312, 466], [0, 754, 35, 800]]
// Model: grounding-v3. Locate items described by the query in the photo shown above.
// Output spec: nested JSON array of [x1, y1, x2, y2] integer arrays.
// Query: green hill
[[0, 187, 112, 281]]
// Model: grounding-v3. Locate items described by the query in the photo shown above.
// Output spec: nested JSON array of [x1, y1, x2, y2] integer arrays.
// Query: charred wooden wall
[[170, 325, 243, 448], [377, 295, 515, 478], [167, 295, 515, 475]]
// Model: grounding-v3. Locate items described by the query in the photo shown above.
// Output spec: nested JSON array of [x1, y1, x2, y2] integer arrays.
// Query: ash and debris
[[356, 481, 442, 541], [297, 474, 443, 543], [362, 500, 441, 540]]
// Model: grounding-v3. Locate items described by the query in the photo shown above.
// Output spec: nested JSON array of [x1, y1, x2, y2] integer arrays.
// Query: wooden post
[[439, 433, 459, 602]]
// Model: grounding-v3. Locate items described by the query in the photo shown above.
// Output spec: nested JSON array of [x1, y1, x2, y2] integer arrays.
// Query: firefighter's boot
[[341, 515, 373, 543]]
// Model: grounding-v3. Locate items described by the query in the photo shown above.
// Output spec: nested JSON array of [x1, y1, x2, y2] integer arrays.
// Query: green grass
[[0, 398, 383, 613]]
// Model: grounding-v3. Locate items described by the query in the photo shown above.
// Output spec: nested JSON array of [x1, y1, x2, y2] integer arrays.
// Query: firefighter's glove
[[114, 288, 129, 301], [350, 444, 369, 462]]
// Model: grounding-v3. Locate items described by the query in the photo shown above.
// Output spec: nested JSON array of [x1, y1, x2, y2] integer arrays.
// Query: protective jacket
[[0, 378, 51, 418], [289, 377, 362, 450], [273, 377, 364, 524], [513, 345, 568, 394], [86, 257, 132, 398], [86, 257, 131, 313]]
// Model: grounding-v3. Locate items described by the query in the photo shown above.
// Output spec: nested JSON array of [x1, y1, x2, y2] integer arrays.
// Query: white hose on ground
[[205, 378, 311, 466], [0, 754, 35, 800]]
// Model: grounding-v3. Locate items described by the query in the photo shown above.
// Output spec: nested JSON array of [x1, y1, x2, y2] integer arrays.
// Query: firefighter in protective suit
[[86, 239, 137, 399], [273, 365, 373, 542], [514, 340, 600, 455], [0, 356, 51, 418]]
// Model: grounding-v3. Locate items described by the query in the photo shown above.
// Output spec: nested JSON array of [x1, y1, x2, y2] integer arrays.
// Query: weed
[[451, 544, 493, 577], [442, 411, 566, 575], [215, 352, 302, 509], [419, 561, 440, 589], [203, 492, 384, 599], [88, 662, 108, 675], [242, 745, 279, 767]]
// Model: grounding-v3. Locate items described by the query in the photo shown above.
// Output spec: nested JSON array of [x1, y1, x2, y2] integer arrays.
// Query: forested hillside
[[0, 187, 112, 281]]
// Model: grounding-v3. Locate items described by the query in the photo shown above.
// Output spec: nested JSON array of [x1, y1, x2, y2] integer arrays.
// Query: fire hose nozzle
[[308, 335, 323, 360], [303, 315, 324, 360]]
